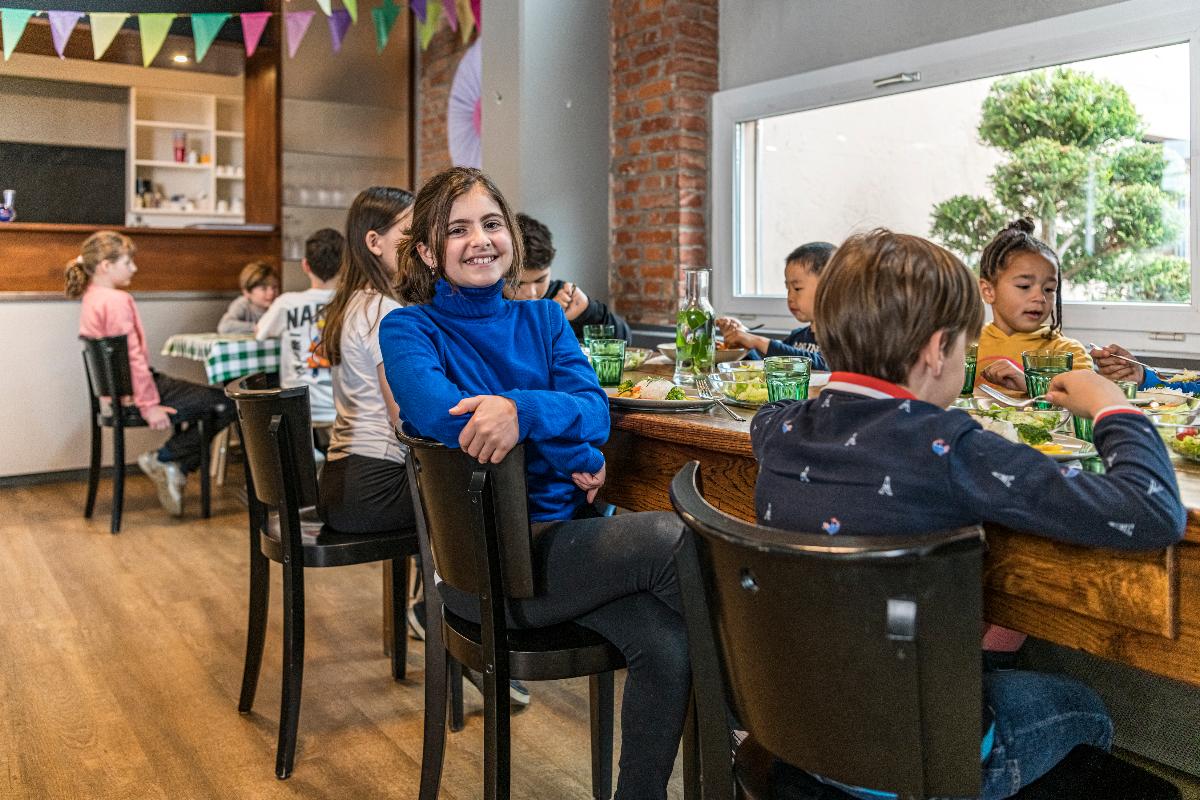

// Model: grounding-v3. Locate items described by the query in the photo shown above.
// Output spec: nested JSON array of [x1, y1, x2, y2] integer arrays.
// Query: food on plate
[[1163, 370, 1199, 384], [615, 377, 687, 401], [1032, 442, 1073, 456], [722, 377, 768, 405], [1170, 427, 1200, 462], [973, 416, 1052, 447], [971, 407, 1063, 434]]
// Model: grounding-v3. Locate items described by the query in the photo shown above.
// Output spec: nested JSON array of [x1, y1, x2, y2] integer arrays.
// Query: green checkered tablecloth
[[162, 333, 281, 384]]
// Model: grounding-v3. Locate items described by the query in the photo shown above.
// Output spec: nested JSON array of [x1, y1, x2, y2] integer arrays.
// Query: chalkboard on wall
[[0, 141, 125, 225]]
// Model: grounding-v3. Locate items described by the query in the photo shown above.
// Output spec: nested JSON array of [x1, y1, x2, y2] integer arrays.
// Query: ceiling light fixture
[[173, 54, 189, 64]]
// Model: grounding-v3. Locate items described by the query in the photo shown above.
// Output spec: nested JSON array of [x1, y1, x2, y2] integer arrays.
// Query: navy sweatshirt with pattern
[[764, 324, 827, 370], [751, 373, 1185, 550]]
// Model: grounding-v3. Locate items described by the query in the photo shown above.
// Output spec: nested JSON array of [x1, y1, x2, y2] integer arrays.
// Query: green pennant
[[417, 0, 440, 50], [345, 0, 358, 24], [372, 0, 400, 53], [138, 13, 175, 67], [89, 12, 128, 59], [1, 8, 35, 61], [191, 13, 230, 63]]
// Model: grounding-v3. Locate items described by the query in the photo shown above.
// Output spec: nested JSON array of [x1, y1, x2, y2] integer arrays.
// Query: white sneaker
[[137, 451, 186, 517], [463, 668, 532, 707]]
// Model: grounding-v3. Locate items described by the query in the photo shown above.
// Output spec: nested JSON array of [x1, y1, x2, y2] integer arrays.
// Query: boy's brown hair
[[814, 229, 983, 384], [238, 261, 279, 293]]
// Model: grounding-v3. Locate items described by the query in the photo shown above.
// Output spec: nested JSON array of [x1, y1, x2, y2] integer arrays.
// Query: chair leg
[[482, 658, 512, 800], [110, 423, 125, 534], [382, 561, 394, 658], [589, 671, 615, 800], [84, 419, 101, 519], [238, 537, 270, 714], [276, 560, 305, 779], [198, 417, 211, 519], [450, 658, 465, 732], [419, 627, 450, 800], [390, 557, 409, 680]]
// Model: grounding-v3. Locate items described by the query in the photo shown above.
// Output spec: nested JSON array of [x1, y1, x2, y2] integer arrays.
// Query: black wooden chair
[[668, 461, 1180, 800], [226, 374, 419, 779], [82, 335, 216, 533], [400, 431, 626, 800]]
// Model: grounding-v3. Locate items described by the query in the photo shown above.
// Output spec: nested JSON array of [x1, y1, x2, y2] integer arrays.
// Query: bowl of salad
[[712, 363, 769, 407], [965, 399, 1071, 441]]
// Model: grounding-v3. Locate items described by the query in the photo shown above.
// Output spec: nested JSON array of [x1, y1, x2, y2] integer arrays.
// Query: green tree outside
[[930, 67, 1188, 302]]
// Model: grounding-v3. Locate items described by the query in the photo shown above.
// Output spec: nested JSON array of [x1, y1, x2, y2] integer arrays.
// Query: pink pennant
[[410, 0, 427, 22], [285, 10, 315, 58], [240, 12, 271, 59], [47, 10, 84, 58], [442, 0, 458, 31], [326, 8, 351, 53], [470, 0, 480, 31]]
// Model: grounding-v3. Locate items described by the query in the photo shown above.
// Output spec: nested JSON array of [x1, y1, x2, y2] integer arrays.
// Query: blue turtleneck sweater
[[379, 279, 609, 521]]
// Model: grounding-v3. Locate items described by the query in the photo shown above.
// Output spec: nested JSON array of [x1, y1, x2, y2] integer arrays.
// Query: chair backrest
[[669, 462, 984, 800], [398, 430, 535, 600], [226, 374, 318, 512], [81, 335, 134, 401]]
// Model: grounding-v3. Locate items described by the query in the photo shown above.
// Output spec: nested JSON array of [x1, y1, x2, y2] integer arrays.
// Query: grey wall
[[481, 0, 611, 302], [719, 0, 1131, 90]]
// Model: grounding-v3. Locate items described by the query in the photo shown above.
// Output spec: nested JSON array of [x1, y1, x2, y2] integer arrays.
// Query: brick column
[[418, 28, 475, 186], [610, 0, 718, 326]]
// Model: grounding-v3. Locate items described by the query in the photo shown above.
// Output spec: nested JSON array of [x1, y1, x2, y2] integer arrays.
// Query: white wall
[[481, 0, 611, 302], [719, 0, 1131, 91], [1, 297, 229, 478]]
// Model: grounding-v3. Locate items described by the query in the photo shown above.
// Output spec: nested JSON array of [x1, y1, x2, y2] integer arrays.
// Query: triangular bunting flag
[[240, 12, 271, 59], [344, 0, 358, 24], [327, 9, 351, 52], [442, 0, 458, 31], [48, 11, 84, 58], [285, 10, 315, 58], [89, 12, 128, 60], [315, 0, 332, 16], [372, 0, 400, 53], [191, 13, 230, 63], [1, 8, 35, 61], [138, 13, 175, 67], [417, 0, 440, 50], [456, 0, 474, 43], [410, 0, 427, 23], [470, 0, 480, 31]]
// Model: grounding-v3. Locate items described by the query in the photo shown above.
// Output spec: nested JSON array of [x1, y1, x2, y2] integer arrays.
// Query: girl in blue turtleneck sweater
[[379, 167, 689, 800]]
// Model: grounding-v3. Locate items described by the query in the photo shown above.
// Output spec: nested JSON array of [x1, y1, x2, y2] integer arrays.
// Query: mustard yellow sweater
[[975, 323, 1092, 389]]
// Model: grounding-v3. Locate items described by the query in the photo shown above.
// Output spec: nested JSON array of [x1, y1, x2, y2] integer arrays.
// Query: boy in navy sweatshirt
[[751, 229, 1185, 800]]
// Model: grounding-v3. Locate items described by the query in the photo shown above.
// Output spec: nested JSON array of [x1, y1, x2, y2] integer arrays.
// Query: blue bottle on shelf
[[0, 190, 15, 222]]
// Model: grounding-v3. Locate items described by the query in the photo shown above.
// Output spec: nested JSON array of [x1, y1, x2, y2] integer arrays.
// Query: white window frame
[[710, 0, 1200, 357]]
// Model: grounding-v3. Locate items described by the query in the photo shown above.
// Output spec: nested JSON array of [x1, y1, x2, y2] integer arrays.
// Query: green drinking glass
[[1021, 351, 1073, 410], [962, 342, 979, 396], [588, 338, 626, 387], [582, 323, 615, 348], [1116, 380, 1138, 399], [1072, 414, 1094, 443], [764, 356, 811, 402]]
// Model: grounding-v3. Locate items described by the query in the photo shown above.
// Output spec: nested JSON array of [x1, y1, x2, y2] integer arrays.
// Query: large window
[[712, 2, 1200, 354]]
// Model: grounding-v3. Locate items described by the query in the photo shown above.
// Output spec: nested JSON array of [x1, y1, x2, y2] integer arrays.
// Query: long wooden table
[[600, 384, 1200, 688]]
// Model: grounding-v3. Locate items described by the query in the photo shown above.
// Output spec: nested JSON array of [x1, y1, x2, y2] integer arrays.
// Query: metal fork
[[978, 383, 1051, 409], [695, 375, 746, 421]]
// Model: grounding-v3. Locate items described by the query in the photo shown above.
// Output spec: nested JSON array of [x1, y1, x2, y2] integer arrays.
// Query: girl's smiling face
[[420, 185, 513, 289], [979, 251, 1058, 335]]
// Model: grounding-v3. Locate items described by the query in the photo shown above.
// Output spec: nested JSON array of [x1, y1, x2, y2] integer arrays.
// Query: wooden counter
[[601, 396, 1200, 688], [0, 222, 280, 294]]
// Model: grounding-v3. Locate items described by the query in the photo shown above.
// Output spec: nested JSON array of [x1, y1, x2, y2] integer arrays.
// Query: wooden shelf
[[132, 208, 243, 217], [135, 120, 210, 131], [135, 160, 211, 170]]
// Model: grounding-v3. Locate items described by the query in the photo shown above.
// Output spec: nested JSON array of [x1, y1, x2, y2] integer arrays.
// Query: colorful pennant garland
[[0, 0, 477, 64]]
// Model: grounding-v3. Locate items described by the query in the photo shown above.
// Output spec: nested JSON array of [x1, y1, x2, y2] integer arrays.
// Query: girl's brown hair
[[979, 217, 1062, 336], [397, 167, 524, 305], [320, 186, 415, 366], [64, 231, 135, 299], [814, 229, 984, 384]]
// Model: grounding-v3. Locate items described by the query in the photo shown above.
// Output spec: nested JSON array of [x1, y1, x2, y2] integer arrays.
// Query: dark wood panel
[[243, 1, 281, 227], [0, 224, 278, 293]]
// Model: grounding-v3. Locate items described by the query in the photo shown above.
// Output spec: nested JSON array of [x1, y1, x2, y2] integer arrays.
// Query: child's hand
[[1090, 343, 1144, 385], [450, 395, 519, 463], [980, 360, 1026, 393], [552, 283, 589, 321], [1045, 370, 1129, 420], [715, 317, 745, 337], [144, 404, 177, 431], [571, 463, 607, 504]]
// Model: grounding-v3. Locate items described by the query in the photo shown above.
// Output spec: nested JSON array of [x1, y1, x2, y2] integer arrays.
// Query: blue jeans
[[781, 670, 1113, 800]]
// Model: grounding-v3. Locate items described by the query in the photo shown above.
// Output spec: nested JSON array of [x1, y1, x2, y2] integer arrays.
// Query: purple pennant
[[326, 9, 351, 53], [285, 10, 316, 58], [48, 10, 84, 58], [410, 0, 427, 23], [442, 0, 458, 31]]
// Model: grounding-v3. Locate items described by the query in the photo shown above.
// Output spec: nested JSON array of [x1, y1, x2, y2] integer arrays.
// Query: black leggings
[[440, 510, 690, 800], [317, 453, 415, 533], [154, 372, 236, 473]]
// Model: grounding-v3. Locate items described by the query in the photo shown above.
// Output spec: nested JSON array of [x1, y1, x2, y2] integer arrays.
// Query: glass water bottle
[[0, 189, 14, 222], [674, 267, 715, 385]]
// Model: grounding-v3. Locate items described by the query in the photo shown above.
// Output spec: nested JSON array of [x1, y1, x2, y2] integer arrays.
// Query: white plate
[[656, 342, 748, 363], [1030, 433, 1098, 462], [605, 387, 715, 412], [1134, 390, 1195, 409]]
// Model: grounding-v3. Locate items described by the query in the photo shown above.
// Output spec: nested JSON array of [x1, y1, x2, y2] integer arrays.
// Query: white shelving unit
[[127, 88, 245, 227]]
